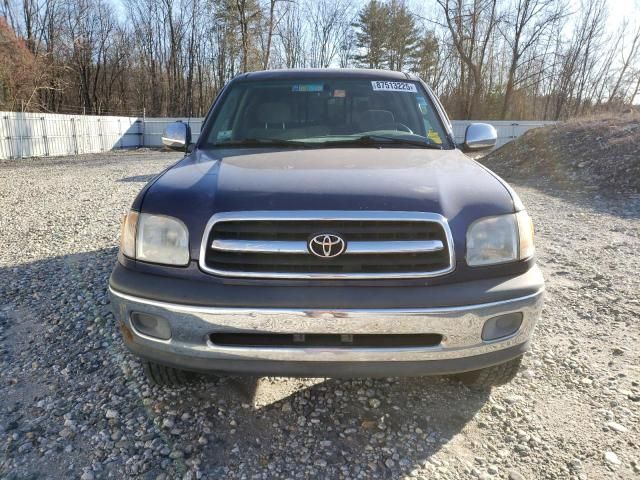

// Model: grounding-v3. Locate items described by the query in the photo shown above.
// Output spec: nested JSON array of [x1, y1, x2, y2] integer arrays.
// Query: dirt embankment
[[481, 113, 640, 195]]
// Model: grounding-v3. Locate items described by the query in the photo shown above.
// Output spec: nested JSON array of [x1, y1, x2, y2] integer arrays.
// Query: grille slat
[[208, 251, 448, 267], [200, 212, 455, 279], [213, 220, 441, 241]]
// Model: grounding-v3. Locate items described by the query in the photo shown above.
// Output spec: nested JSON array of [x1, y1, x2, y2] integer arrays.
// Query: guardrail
[[0, 112, 555, 160]]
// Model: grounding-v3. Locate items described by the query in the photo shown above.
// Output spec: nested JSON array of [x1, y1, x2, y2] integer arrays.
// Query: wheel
[[142, 361, 195, 386], [456, 355, 523, 389]]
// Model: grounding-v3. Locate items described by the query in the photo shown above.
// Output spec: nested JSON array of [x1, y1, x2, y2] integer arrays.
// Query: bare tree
[[608, 22, 640, 102], [274, 1, 305, 68], [549, 0, 607, 119], [307, 0, 354, 68], [1, 0, 639, 119], [436, 0, 499, 119], [498, 0, 567, 119], [233, 0, 261, 72], [629, 67, 640, 104], [262, 0, 288, 69]]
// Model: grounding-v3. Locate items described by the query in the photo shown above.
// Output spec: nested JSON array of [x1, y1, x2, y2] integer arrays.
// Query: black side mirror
[[461, 123, 497, 152], [162, 121, 193, 152]]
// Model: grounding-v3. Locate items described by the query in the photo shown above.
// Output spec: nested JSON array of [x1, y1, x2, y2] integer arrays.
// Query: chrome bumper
[[109, 287, 544, 368]]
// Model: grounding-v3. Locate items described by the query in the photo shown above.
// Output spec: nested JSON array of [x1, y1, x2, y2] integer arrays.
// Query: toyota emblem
[[308, 233, 346, 258]]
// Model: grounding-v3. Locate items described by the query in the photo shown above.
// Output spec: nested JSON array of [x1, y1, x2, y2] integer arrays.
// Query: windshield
[[201, 78, 450, 148]]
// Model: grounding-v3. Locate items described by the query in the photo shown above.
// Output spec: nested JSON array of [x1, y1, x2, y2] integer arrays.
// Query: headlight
[[119, 211, 189, 266], [466, 211, 534, 266], [137, 214, 190, 265]]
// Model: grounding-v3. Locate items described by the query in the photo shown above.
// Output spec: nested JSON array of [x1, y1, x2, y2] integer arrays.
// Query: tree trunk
[[263, 0, 277, 69], [501, 63, 517, 120], [236, 0, 250, 72]]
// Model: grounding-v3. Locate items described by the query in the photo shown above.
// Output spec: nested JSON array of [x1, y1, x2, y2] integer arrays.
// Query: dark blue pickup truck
[[109, 69, 544, 388]]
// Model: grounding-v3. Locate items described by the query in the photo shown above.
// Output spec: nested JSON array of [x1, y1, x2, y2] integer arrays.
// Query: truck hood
[[143, 147, 516, 260]]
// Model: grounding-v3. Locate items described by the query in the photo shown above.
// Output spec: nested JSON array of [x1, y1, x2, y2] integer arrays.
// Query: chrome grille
[[199, 211, 455, 279]]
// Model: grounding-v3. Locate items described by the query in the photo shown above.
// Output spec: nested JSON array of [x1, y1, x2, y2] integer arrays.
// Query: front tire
[[142, 361, 195, 386], [456, 355, 523, 389]]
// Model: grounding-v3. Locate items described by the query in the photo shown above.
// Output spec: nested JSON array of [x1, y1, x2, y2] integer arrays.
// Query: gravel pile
[[1, 150, 639, 479], [481, 112, 640, 195]]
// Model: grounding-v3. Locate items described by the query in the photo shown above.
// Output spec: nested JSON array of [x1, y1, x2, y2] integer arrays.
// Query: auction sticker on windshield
[[371, 81, 417, 92]]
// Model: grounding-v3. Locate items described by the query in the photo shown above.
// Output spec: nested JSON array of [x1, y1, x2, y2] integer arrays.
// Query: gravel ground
[[1, 150, 639, 480]]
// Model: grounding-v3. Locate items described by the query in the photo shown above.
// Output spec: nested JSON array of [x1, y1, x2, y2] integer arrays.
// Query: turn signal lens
[[516, 211, 535, 259], [120, 211, 139, 258]]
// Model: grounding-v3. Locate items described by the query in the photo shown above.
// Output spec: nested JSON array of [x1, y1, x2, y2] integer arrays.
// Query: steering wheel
[[375, 122, 413, 134]]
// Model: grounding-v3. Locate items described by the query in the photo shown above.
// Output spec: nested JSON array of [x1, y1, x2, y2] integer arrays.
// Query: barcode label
[[371, 81, 417, 92]]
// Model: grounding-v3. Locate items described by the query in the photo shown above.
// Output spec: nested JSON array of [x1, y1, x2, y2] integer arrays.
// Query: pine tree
[[386, 0, 419, 71], [352, 0, 388, 69], [413, 31, 439, 82]]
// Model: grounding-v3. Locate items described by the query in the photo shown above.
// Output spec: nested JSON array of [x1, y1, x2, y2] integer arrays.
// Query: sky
[[590, 0, 639, 31]]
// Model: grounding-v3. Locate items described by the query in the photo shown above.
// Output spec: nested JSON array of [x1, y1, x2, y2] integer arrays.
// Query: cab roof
[[234, 68, 419, 82]]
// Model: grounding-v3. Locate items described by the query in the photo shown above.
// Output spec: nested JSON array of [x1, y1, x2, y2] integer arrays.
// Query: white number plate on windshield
[[371, 81, 417, 92]]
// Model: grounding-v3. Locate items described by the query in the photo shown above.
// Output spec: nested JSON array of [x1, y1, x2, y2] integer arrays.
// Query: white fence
[[0, 111, 554, 160], [0, 112, 141, 159]]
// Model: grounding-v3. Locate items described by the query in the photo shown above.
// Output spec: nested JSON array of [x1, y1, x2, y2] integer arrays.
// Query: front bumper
[[108, 266, 544, 377]]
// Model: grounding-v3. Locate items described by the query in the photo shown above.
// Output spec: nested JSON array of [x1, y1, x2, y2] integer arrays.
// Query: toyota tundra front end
[[109, 69, 544, 388]]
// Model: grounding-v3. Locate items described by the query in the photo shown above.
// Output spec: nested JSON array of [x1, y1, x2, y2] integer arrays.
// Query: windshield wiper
[[213, 138, 310, 148], [212, 135, 443, 149], [320, 135, 443, 149]]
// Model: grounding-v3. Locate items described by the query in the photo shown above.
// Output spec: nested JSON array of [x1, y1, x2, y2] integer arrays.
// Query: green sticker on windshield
[[292, 84, 324, 92]]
